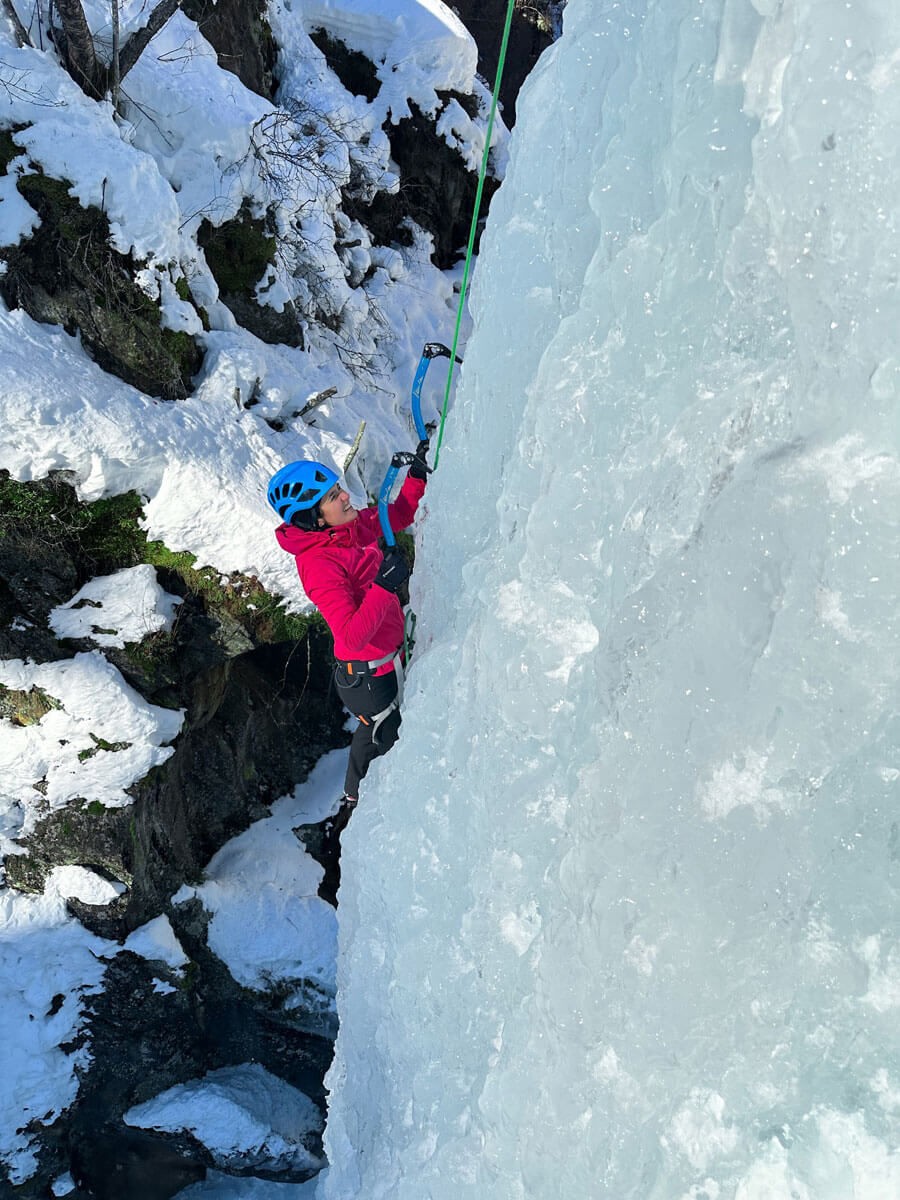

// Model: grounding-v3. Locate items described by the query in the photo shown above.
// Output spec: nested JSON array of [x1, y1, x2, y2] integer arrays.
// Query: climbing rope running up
[[434, 0, 517, 468]]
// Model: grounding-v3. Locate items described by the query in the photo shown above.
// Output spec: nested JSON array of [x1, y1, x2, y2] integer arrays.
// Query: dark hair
[[290, 504, 321, 531]]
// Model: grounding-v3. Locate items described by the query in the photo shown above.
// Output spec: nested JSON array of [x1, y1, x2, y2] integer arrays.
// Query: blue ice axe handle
[[410, 343, 463, 442], [378, 451, 417, 546]]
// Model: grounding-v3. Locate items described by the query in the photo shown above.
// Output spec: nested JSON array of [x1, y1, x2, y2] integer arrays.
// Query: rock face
[[0, 169, 203, 401], [0, 476, 346, 1197], [450, 0, 557, 124], [182, 0, 278, 101], [65, 924, 333, 1199], [343, 95, 498, 270], [198, 207, 305, 348], [6, 621, 344, 938]]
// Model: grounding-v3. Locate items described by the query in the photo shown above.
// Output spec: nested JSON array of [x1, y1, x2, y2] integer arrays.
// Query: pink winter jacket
[[275, 473, 425, 670]]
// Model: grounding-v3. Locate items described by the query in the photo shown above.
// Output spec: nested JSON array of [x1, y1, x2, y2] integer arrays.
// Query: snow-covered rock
[[125, 1063, 324, 1174]]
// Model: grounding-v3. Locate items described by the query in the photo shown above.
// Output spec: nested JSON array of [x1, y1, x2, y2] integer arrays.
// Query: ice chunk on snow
[[125, 1064, 324, 1173], [49, 565, 182, 649]]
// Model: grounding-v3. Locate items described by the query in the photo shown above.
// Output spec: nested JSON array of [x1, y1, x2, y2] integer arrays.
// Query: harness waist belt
[[339, 648, 402, 677]]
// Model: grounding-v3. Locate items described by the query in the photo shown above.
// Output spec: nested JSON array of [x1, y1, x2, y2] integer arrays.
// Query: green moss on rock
[[0, 473, 146, 568], [198, 204, 277, 297], [0, 682, 61, 725], [0, 126, 24, 174], [0, 474, 320, 649]]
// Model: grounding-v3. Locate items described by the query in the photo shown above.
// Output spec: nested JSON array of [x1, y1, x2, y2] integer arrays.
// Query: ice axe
[[410, 343, 462, 443], [378, 344, 458, 544]]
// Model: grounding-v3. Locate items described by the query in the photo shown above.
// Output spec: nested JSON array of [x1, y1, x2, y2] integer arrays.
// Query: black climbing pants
[[334, 665, 401, 800]]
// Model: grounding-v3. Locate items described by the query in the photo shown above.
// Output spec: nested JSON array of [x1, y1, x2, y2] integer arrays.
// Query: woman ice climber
[[268, 442, 429, 819]]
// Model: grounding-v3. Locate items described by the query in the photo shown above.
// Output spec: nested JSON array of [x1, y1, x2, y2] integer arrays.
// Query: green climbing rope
[[433, 0, 517, 468]]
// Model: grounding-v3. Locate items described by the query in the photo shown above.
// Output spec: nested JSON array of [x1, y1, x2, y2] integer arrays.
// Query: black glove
[[374, 546, 410, 593], [407, 438, 430, 482]]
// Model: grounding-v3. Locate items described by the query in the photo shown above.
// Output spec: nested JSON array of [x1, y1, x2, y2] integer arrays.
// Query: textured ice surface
[[320, 0, 900, 1197]]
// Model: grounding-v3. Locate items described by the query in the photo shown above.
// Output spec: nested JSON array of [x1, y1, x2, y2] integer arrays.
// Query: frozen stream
[[319, 0, 900, 1197]]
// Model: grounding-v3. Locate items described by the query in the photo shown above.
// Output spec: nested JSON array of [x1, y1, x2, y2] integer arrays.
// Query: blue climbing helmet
[[267, 461, 338, 530]]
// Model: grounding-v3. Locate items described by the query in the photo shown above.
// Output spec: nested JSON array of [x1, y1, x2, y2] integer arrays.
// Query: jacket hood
[[275, 520, 359, 557]]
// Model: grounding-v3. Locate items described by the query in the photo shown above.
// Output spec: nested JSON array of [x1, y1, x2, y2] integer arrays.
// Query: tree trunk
[[1, 0, 31, 47], [110, 0, 120, 108], [118, 0, 184, 80], [55, 0, 101, 95]]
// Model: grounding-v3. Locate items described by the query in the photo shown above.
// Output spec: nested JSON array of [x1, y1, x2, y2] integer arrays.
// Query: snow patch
[[49, 565, 182, 648], [45, 866, 126, 906], [0, 887, 108, 1182], [0, 652, 183, 850], [125, 1063, 324, 1173], [173, 752, 345, 1004], [123, 915, 190, 970]]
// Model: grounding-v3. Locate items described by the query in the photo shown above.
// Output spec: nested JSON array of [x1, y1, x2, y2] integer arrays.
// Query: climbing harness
[[339, 611, 416, 745], [434, 0, 517, 468]]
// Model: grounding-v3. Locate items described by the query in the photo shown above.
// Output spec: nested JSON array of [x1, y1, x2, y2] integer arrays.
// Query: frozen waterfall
[[320, 0, 900, 1196]]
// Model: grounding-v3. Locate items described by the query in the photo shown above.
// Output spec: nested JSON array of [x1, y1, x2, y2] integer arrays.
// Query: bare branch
[[118, 0, 183, 81], [0, 58, 66, 104], [1, 0, 32, 47]]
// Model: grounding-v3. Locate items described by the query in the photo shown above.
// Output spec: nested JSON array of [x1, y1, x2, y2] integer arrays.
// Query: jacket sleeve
[[300, 553, 394, 651], [357, 473, 425, 541]]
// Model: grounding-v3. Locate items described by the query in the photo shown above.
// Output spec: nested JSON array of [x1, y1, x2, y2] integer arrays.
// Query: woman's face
[[318, 482, 358, 527]]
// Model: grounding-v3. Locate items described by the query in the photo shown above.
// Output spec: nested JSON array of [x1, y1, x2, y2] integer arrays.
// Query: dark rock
[[70, 1126, 207, 1200], [309, 27, 381, 102], [452, 0, 556, 125], [182, 0, 278, 101], [198, 206, 303, 347], [0, 508, 79, 623], [294, 800, 356, 908], [0, 173, 203, 400], [9, 627, 348, 939], [216, 290, 305, 349], [343, 99, 498, 270], [55, 929, 330, 1198]]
